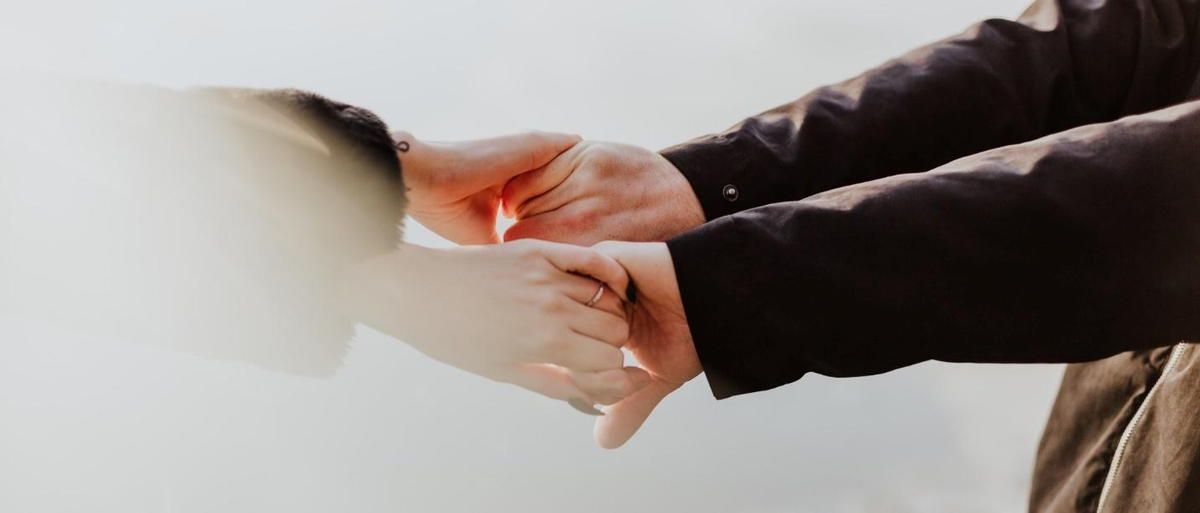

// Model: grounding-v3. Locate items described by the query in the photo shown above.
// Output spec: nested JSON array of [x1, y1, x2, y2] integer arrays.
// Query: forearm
[[664, 0, 1200, 221], [668, 99, 1200, 398]]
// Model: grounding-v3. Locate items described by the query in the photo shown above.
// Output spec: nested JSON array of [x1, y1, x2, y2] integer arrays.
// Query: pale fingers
[[538, 332, 625, 372], [567, 301, 629, 346], [558, 271, 625, 319], [460, 131, 581, 189], [537, 241, 629, 301], [569, 367, 652, 406], [504, 365, 651, 409], [414, 131, 580, 193], [502, 363, 587, 401]]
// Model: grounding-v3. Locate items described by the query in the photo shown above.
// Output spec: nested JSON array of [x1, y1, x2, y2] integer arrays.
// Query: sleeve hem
[[667, 216, 808, 399]]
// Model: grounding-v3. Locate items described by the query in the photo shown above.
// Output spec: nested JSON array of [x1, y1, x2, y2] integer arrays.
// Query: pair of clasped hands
[[346, 131, 705, 448]]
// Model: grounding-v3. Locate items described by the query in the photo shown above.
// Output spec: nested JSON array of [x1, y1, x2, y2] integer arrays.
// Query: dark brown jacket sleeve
[[664, 0, 1200, 399], [669, 99, 1200, 398], [663, 0, 1200, 220]]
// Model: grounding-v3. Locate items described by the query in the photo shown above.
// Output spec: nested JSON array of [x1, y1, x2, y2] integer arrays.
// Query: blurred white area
[[0, 0, 1059, 512]]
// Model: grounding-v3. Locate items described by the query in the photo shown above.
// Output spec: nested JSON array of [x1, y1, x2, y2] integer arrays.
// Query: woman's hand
[[341, 239, 651, 405], [395, 131, 581, 245]]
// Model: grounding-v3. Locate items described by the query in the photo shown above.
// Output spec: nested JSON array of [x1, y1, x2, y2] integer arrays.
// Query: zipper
[[1095, 342, 1189, 512]]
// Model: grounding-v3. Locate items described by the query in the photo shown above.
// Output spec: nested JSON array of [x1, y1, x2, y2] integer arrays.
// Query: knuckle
[[535, 293, 559, 314], [526, 327, 554, 351], [603, 300, 628, 320], [592, 240, 618, 254], [604, 372, 632, 393], [519, 337, 546, 361], [543, 336, 572, 361], [580, 251, 603, 272], [535, 294, 552, 314], [597, 316, 629, 343], [601, 347, 625, 369], [612, 319, 631, 342], [523, 269, 549, 286]]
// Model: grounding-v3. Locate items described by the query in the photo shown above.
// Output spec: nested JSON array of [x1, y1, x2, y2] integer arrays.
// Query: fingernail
[[567, 397, 604, 416]]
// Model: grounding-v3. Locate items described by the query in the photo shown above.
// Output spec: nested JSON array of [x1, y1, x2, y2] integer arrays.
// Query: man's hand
[[587, 241, 701, 448], [396, 131, 581, 245], [502, 142, 705, 246]]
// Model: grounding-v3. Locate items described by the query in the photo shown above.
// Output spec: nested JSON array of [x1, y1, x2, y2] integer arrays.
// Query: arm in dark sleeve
[[666, 99, 1200, 398], [663, 0, 1200, 220]]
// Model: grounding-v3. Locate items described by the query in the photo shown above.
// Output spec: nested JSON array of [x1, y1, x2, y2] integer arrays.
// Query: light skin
[[399, 130, 583, 245], [501, 141, 705, 246], [343, 132, 657, 407], [590, 241, 701, 449], [381, 132, 706, 446], [341, 240, 651, 405], [500, 141, 708, 447]]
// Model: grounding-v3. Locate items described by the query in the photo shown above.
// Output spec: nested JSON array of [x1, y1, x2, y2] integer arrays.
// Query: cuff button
[[722, 184, 739, 202]]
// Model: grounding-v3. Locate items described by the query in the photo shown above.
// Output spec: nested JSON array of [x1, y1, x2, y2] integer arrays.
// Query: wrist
[[645, 241, 682, 304], [657, 155, 706, 236], [660, 140, 746, 222], [338, 244, 440, 335]]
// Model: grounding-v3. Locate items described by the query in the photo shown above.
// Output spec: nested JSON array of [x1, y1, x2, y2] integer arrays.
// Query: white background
[[0, 1, 1062, 511]]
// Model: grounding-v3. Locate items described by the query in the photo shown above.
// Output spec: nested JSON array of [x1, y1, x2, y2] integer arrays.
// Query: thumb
[[594, 379, 677, 449], [428, 131, 580, 194], [500, 143, 580, 218]]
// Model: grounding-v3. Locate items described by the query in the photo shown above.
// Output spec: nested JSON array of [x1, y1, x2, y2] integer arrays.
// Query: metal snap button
[[722, 184, 739, 202]]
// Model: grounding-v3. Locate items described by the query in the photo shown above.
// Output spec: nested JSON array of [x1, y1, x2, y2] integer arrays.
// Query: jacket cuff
[[661, 122, 799, 222], [661, 134, 753, 221], [666, 215, 809, 399]]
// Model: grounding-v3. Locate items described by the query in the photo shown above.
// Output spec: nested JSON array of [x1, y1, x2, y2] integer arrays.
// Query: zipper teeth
[[1096, 342, 1188, 513]]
